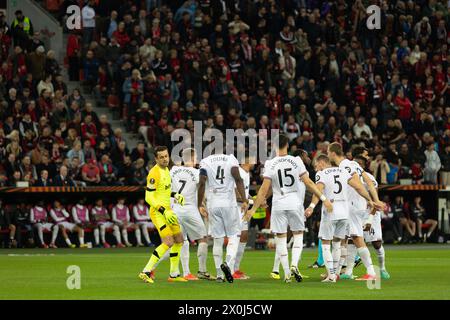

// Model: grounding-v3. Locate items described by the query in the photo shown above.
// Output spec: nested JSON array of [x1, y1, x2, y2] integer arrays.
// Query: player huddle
[[139, 134, 390, 284]]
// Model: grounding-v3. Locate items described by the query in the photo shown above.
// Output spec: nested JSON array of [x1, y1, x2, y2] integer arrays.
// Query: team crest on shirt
[[149, 178, 155, 184], [345, 167, 351, 173]]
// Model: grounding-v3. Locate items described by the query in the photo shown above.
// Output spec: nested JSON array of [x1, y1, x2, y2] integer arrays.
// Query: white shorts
[[364, 213, 382, 243], [34, 222, 53, 231], [270, 208, 305, 234], [207, 206, 240, 238], [57, 221, 77, 232], [175, 205, 207, 241], [136, 221, 155, 229], [348, 208, 365, 238], [319, 219, 348, 241], [97, 221, 115, 229]]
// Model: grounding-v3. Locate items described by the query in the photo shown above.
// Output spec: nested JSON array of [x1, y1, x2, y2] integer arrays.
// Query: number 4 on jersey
[[216, 166, 225, 184]]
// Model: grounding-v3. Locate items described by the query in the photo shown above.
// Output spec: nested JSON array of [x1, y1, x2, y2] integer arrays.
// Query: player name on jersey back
[[339, 158, 367, 211], [263, 155, 307, 211], [170, 166, 199, 207], [316, 167, 351, 221], [200, 154, 239, 208]]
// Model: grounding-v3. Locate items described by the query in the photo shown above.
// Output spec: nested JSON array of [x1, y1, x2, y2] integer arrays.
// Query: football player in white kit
[[233, 156, 255, 280], [353, 153, 391, 280], [305, 155, 375, 282], [327, 142, 385, 281], [245, 134, 333, 283], [171, 148, 213, 281], [198, 152, 249, 283]]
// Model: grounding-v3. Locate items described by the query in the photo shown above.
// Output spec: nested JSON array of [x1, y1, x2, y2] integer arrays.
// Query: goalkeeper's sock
[[197, 241, 208, 273], [143, 242, 170, 273], [317, 238, 324, 266], [181, 240, 190, 277], [169, 242, 183, 277]]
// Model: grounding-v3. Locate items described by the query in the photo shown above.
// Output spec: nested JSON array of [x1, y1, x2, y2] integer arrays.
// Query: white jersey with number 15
[[263, 155, 307, 211]]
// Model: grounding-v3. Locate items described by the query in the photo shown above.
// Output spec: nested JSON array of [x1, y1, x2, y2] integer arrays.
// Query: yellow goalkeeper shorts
[[150, 208, 181, 239]]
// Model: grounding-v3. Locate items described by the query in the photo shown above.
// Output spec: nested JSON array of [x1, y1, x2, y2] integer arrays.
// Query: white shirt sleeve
[[30, 209, 35, 223], [72, 207, 81, 224], [133, 206, 140, 221], [111, 207, 120, 224], [228, 154, 239, 168], [262, 160, 272, 179], [50, 209, 64, 223]]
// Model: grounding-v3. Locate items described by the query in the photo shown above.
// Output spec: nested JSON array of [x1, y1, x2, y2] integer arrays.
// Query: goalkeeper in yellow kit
[[139, 146, 187, 283]]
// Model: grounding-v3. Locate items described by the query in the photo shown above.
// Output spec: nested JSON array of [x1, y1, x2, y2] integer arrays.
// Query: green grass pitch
[[1, 245, 450, 300]]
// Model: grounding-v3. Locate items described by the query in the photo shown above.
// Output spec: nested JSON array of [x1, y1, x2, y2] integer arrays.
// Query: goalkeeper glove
[[158, 206, 178, 225], [172, 192, 185, 206]]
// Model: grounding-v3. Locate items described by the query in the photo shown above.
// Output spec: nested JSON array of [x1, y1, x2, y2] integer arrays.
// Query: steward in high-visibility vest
[[11, 10, 33, 36]]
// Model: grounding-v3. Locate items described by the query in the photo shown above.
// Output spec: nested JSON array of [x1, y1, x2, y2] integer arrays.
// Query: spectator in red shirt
[[395, 89, 412, 121], [81, 158, 100, 186], [81, 115, 97, 147]]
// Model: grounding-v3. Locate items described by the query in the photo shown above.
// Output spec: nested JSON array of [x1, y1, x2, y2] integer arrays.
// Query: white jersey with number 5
[[263, 155, 307, 211], [200, 154, 239, 207], [315, 167, 351, 221], [170, 166, 199, 207], [339, 158, 366, 211]]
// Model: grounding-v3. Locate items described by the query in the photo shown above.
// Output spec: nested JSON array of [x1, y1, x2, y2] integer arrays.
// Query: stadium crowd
[[0, 0, 449, 248]]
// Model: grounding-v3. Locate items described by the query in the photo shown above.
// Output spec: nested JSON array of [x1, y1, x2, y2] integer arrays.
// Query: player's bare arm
[[231, 166, 249, 212], [244, 178, 271, 221], [301, 174, 333, 213], [361, 171, 384, 209], [305, 183, 324, 218], [197, 174, 208, 217], [348, 175, 375, 211]]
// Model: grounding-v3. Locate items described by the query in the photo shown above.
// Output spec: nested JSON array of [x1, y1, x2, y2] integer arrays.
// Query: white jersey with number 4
[[363, 172, 381, 220], [339, 158, 366, 211], [263, 155, 307, 211], [170, 166, 199, 207], [315, 167, 352, 221], [200, 154, 239, 208]]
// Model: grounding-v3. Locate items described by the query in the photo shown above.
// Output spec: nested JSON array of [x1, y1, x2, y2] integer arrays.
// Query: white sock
[[65, 238, 72, 246], [275, 237, 290, 278], [332, 241, 341, 275], [113, 225, 121, 244], [213, 238, 224, 277], [358, 246, 376, 276], [345, 244, 357, 276], [322, 243, 333, 276], [375, 246, 386, 271], [181, 240, 190, 276], [122, 229, 129, 244], [273, 253, 280, 273], [51, 226, 59, 243], [234, 242, 247, 271], [337, 246, 347, 275], [135, 228, 142, 245], [79, 237, 84, 245], [197, 241, 208, 273], [142, 225, 151, 244], [291, 233, 303, 268], [37, 226, 44, 244], [94, 229, 100, 245], [225, 235, 239, 273], [100, 226, 106, 243]]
